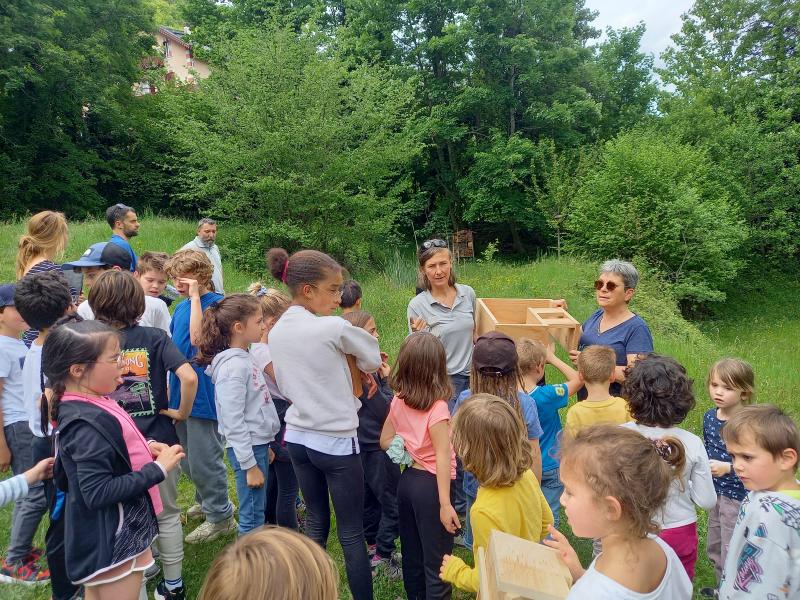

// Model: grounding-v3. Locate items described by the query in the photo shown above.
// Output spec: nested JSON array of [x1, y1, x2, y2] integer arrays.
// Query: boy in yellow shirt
[[565, 345, 631, 433], [440, 394, 552, 592]]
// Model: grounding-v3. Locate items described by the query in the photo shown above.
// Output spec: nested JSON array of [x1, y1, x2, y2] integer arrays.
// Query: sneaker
[[186, 503, 203, 519], [154, 579, 186, 600], [383, 555, 402, 581], [0, 557, 50, 585], [185, 516, 237, 544], [367, 543, 377, 559], [143, 561, 161, 582], [699, 588, 719, 599], [24, 547, 45, 563], [370, 553, 386, 570]]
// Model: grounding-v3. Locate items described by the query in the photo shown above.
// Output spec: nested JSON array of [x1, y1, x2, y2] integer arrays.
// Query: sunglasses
[[422, 239, 448, 250], [594, 279, 626, 292]]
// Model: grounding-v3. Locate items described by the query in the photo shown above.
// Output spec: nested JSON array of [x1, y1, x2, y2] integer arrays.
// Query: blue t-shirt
[[578, 309, 653, 397], [529, 383, 569, 472], [168, 292, 224, 420], [109, 234, 137, 272], [703, 408, 747, 502], [455, 390, 543, 498]]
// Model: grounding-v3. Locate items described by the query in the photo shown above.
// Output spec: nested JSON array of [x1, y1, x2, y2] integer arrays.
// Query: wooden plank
[[345, 354, 363, 397]]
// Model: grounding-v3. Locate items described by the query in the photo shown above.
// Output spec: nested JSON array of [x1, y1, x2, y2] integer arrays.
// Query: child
[[516, 337, 582, 528], [43, 319, 185, 599], [564, 345, 631, 434], [267, 248, 381, 600], [0, 457, 54, 509], [89, 270, 198, 600], [545, 424, 693, 599], [341, 310, 401, 579], [702, 359, 754, 590], [718, 405, 800, 599], [132, 251, 172, 334], [198, 526, 338, 600], [0, 283, 50, 585], [247, 284, 299, 530], [13, 272, 75, 598], [196, 294, 281, 536], [62, 242, 133, 315], [622, 354, 717, 580], [164, 249, 237, 543], [340, 280, 363, 314], [380, 332, 459, 600], [453, 331, 543, 550], [441, 394, 553, 592]]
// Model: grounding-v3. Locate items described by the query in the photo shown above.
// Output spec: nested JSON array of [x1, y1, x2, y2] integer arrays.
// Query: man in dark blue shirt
[[105, 203, 139, 272]]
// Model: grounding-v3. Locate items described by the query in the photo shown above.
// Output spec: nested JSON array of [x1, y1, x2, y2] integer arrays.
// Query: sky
[[584, 0, 695, 67]]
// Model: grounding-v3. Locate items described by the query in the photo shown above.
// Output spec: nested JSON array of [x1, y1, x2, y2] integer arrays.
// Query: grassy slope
[[0, 218, 797, 600]]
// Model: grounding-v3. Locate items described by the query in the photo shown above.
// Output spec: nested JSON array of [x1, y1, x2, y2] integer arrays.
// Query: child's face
[[303, 270, 344, 316], [173, 273, 205, 297], [239, 312, 266, 345], [0, 306, 28, 334], [83, 336, 124, 396], [559, 461, 611, 539], [136, 269, 167, 297], [365, 317, 378, 340], [81, 266, 110, 290], [708, 373, 745, 411], [727, 432, 796, 491]]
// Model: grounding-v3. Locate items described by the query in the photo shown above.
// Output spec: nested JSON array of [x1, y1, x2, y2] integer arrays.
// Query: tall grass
[[1, 218, 798, 600]]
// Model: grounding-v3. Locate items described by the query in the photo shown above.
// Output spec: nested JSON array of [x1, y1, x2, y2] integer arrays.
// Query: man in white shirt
[[180, 218, 224, 294]]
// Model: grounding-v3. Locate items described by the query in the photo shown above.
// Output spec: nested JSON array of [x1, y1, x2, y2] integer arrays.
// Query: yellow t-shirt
[[440, 470, 553, 593], [564, 396, 631, 434]]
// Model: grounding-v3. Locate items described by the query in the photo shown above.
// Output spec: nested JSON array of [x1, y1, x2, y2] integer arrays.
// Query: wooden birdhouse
[[475, 298, 581, 351]]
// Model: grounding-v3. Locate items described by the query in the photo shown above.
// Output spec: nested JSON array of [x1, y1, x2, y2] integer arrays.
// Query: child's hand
[[0, 441, 11, 471], [568, 349, 580, 366], [361, 371, 379, 399], [148, 441, 168, 458], [179, 278, 200, 299], [543, 525, 584, 582], [159, 408, 187, 422], [709, 459, 731, 477], [439, 554, 455, 580], [439, 503, 461, 534], [155, 444, 185, 472], [552, 299, 567, 310], [246, 466, 265, 488], [24, 458, 54, 485]]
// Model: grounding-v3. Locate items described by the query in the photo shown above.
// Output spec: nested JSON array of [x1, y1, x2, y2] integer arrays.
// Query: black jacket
[[356, 373, 393, 451], [55, 400, 164, 584]]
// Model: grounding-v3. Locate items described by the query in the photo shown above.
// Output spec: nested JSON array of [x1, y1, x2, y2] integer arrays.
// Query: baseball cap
[[0, 284, 15, 307], [473, 331, 518, 376], [63, 242, 132, 271]]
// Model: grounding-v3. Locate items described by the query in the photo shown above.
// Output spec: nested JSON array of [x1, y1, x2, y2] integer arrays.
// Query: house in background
[[136, 26, 210, 94]]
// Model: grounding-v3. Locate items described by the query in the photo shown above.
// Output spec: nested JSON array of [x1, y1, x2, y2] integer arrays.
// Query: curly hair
[[165, 249, 214, 290], [623, 354, 695, 427]]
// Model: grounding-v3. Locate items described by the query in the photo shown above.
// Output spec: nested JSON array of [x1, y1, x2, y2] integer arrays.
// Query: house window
[[163, 40, 171, 58]]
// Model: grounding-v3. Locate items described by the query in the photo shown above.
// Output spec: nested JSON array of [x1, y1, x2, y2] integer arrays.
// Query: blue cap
[[0, 284, 15, 307], [63, 242, 132, 271]]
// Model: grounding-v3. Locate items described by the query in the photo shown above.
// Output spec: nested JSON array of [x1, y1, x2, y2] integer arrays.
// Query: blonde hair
[[708, 358, 755, 403], [517, 337, 547, 374], [247, 283, 291, 320], [452, 393, 533, 487], [165, 249, 214, 289], [136, 251, 169, 275], [577, 345, 616, 384], [198, 527, 338, 600], [16, 211, 69, 278], [561, 425, 685, 538], [723, 404, 800, 465]]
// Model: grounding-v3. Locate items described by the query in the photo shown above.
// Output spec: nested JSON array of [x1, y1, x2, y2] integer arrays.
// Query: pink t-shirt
[[61, 393, 163, 514], [388, 395, 456, 478]]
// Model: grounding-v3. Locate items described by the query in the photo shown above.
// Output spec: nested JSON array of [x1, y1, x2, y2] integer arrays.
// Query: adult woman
[[15, 211, 71, 347], [570, 259, 654, 398]]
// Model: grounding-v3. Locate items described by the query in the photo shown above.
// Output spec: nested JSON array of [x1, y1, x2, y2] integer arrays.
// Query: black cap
[[473, 331, 518, 376]]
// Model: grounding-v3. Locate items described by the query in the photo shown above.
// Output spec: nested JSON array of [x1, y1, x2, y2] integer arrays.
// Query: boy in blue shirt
[[165, 250, 236, 545], [516, 338, 582, 528]]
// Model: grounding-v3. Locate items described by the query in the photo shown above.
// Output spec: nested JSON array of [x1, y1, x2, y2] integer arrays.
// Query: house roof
[[159, 26, 192, 49]]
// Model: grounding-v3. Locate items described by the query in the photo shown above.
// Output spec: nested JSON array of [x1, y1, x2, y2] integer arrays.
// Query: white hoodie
[[206, 348, 280, 470]]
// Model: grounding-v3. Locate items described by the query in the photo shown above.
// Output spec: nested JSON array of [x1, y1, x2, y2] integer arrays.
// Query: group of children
[[0, 239, 798, 600]]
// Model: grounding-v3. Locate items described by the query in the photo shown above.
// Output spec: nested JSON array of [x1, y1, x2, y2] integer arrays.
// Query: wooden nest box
[[475, 298, 580, 352], [450, 229, 474, 259], [477, 530, 572, 600]]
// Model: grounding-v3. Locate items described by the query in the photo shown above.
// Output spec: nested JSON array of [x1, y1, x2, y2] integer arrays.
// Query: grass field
[[0, 216, 798, 599]]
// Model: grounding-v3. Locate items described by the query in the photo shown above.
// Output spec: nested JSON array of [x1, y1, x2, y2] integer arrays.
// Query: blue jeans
[[541, 467, 564, 529], [227, 444, 270, 535], [449, 373, 470, 514], [463, 491, 477, 551]]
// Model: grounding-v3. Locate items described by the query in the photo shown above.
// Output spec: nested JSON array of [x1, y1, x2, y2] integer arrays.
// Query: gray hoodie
[[206, 348, 280, 470]]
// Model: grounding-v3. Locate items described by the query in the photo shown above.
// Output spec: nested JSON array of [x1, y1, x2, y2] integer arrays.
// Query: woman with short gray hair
[[569, 259, 653, 398]]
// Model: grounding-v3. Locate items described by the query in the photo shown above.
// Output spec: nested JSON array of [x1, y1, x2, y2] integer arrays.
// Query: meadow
[[0, 216, 797, 600]]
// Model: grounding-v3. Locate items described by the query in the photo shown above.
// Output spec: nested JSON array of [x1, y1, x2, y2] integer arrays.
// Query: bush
[[565, 130, 747, 308]]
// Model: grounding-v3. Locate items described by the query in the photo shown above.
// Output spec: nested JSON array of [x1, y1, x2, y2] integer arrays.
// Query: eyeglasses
[[309, 284, 343, 298], [91, 354, 124, 368], [594, 279, 625, 292], [422, 239, 448, 250]]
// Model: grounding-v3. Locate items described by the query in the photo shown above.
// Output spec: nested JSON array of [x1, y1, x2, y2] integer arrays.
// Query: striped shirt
[[0, 474, 29, 509], [21, 260, 78, 348]]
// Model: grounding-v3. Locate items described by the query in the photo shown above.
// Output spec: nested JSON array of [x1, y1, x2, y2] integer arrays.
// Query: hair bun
[[266, 248, 289, 282]]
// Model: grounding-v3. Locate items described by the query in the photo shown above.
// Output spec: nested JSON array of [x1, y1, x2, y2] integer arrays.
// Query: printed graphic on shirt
[[555, 385, 566, 396], [733, 538, 764, 592], [110, 348, 154, 417]]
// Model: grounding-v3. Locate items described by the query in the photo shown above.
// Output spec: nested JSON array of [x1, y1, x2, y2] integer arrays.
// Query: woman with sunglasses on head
[[569, 259, 653, 399]]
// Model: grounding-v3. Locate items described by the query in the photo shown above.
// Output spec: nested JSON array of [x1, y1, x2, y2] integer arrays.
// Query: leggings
[[265, 455, 299, 529], [288, 442, 373, 600]]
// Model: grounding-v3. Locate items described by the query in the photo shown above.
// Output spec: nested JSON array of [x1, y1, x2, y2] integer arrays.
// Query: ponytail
[[195, 294, 262, 366]]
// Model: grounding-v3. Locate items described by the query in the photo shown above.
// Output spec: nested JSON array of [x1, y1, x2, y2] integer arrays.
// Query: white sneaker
[[186, 504, 203, 519], [185, 516, 237, 544]]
